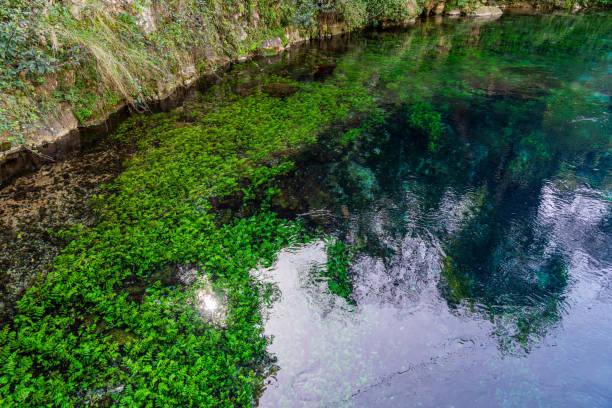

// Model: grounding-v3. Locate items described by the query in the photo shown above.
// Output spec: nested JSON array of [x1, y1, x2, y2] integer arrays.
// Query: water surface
[[259, 12, 612, 407], [1, 11, 610, 407]]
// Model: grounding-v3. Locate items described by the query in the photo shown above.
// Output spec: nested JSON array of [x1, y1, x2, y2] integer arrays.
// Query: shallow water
[[0, 142, 126, 321], [258, 12, 612, 408]]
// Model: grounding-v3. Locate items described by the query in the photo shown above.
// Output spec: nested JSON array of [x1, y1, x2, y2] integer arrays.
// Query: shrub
[[0, 0, 56, 90], [366, 0, 416, 24]]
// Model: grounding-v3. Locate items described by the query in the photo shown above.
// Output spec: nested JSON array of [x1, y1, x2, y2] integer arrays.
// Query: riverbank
[[0, 0, 343, 186], [2, 0, 611, 186]]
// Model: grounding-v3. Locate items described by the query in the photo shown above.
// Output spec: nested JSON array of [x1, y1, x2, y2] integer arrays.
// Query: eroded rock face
[[35, 103, 79, 146], [321, 22, 350, 37], [137, 4, 156, 34], [236, 25, 248, 41], [285, 28, 306, 45], [179, 64, 198, 86], [468, 5, 503, 17]]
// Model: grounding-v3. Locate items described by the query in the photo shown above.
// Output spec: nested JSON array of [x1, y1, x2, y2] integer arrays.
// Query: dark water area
[[259, 11, 612, 408]]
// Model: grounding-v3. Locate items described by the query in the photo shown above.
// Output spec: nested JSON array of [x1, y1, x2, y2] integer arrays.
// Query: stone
[[468, 6, 503, 17], [434, 2, 445, 15], [137, 5, 156, 34], [322, 22, 349, 37], [381, 18, 416, 29], [285, 29, 306, 45], [236, 25, 248, 42], [33, 103, 79, 145], [446, 9, 461, 16], [69, 0, 84, 20], [179, 64, 197, 84], [259, 37, 284, 54], [571, 2, 582, 11], [252, 10, 260, 28]]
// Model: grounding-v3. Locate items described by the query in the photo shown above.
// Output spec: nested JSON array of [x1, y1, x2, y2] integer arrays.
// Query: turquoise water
[[259, 12, 612, 407]]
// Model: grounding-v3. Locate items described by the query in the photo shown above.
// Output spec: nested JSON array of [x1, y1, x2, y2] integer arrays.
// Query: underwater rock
[[468, 6, 503, 17], [0, 145, 125, 320], [262, 83, 298, 98], [234, 80, 261, 97], [314, 63, 337, 80]]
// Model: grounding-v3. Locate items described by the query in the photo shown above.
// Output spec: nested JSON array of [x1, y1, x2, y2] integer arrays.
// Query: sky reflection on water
[[259, 11, 611, 408]]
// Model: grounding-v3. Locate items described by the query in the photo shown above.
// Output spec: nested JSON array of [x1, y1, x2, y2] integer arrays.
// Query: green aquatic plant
[[0, 77, 376, 406], [440, 255, 473, 303], [2, 11, 612, 405], [405, 102, 445, 152], [313, 238, 356, 304]]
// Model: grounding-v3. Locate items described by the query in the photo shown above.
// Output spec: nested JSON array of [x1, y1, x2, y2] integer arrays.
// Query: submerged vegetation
[[0, 65, 377, 405], [297, 13, 610, 353], [313, 238, 356, 303]]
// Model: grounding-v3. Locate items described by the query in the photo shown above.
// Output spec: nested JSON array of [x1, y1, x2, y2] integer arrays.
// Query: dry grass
[[56, 7, 170, 108]]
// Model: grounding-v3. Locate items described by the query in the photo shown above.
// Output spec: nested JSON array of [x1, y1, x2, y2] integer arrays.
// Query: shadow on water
[[260, 11, 612, 408]]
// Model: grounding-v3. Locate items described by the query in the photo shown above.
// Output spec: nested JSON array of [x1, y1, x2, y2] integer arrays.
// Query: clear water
[[258, 12, 612, 408]]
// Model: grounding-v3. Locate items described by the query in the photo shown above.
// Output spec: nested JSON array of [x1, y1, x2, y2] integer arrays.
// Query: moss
[[53, 70, 101, 124]]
